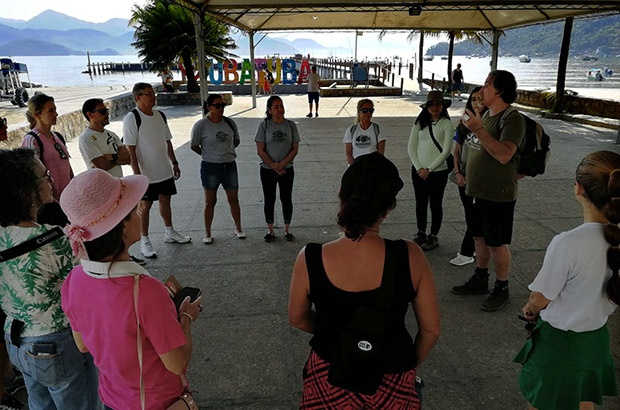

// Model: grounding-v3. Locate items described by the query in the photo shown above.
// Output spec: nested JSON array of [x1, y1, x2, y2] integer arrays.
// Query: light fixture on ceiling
[[408, 5, 422, 16]]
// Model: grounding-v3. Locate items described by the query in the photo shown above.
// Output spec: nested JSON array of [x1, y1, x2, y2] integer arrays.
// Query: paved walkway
[[43, 93, 620, 409]]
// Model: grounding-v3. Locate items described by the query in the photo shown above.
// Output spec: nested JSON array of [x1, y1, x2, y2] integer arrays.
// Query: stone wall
[[5, 88, 148, 148], [515, 89, 620, 120]]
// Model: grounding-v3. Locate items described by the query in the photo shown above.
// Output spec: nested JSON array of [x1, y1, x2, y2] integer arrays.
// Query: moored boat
[[587, 69, 604, 81], [518, 55, 531, 63]]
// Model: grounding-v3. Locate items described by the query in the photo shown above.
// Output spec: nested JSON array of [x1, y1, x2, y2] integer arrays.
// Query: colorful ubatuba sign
[[208, 58, 313, 85]]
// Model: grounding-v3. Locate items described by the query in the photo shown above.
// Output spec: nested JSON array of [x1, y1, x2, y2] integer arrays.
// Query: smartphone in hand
[[174, 287, 202, 312]]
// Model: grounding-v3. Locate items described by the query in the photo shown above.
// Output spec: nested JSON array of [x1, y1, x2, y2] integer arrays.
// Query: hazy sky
[[2, 0, 149, 23]]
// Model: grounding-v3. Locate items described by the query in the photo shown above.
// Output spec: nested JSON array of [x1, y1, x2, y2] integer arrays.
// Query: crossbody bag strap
[[0, 226, 64, 262], [427, 124, 443, 153], [134, 275, 145, 410]]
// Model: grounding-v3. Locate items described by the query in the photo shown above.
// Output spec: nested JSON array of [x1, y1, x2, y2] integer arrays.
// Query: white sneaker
[[235, 230, 246, 239], [165, 229, 191, 244], [140, 237, 157, 259], [450, 253, 475, 266], [203, 236, 213, 244]]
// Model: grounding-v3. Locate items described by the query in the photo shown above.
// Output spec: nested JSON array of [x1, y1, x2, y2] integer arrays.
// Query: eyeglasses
[[39, 169, 52, 182], [210, 103, 226, 109], [360, 108, 375, 113], [0, 117, 6, 127], [139, 92, 156, 97], [93, 108, 109, 115], [54, 143, 68, 160]]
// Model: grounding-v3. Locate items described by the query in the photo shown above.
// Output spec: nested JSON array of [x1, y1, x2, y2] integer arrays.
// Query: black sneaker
[[481, 283, 510, 312], [451, 270, 490, 295], [0, 392, 24, 410], [264, 232, 275, 243], [421, 234, 439, 251], [413, 231, 427, 246], [130, 255, 147, 266], [305, 113, 313, 118]]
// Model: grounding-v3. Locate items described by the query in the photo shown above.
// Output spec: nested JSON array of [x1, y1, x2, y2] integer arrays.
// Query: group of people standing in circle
[[0, 70, 618, 410]]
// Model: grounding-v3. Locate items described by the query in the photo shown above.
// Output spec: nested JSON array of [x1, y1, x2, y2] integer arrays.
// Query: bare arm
[[190, 145, 202, 156], [345, 143, 354, 165], [376, 139, 386, 155], [453, 143, 466, 187], [406, 241, 440, 367], [288, 247, 316, 333], [159, 296, 201, 375], [166, 140, 180, 180], [522, 291, 551, 320], [256, 141, 274, 166], [127, 145, 141, 175], [72, 331, 89, 353]]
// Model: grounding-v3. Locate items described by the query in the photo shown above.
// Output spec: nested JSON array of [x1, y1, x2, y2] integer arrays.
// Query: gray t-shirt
[[254, 118, 300, 169], [190, 116, 239, 163]]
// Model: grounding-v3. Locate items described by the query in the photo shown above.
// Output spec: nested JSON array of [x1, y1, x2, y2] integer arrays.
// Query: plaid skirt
[[300, 350, 420, 410], [513, 320, 618, 410]]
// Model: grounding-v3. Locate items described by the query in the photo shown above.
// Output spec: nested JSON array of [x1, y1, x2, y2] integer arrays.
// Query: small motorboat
[[587, 69, 604, 81], [423, 55, 434, 61], [603, 67, 614, 77], [518, 55, 531, 63]]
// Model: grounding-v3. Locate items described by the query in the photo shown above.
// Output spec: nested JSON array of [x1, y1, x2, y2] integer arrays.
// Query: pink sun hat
[[60, 169, 148, 257]]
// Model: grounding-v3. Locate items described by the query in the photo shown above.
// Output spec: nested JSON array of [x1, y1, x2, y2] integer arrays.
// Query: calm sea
[[9, 54, 620, 93]]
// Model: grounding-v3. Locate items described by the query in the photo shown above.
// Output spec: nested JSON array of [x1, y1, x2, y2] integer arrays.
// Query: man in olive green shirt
[[452, 70, 525, 312]]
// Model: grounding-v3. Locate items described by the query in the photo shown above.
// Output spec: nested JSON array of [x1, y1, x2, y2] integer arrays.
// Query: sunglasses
[[93, 108, 109, 115], [360, 108, 375, 113], [54, 143, 68, 160], [210, 103, 226, 109], [0, 117, 6, 127]]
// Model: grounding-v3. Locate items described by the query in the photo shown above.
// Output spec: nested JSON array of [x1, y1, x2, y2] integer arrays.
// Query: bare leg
[[489, 244, 511, 281], [267, 223, 274, 234], [159, 194, 173, 227], [204, 190, 217, 237], [284, 223, 291, 234], [139, 200, 153, 236], [579, 402, 594, 410], [224, 189, 242, 232], [473, 237, 490, 269]]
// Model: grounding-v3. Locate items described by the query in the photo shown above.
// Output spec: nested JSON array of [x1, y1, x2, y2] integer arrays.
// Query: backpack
[[132, 108, 167, 131], [26, 130, 67, 158], [349, 122, 381, 144], [499, 107, 550, 177]]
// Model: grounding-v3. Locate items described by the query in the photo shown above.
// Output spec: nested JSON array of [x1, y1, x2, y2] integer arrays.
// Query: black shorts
[[470, 197, 516, 247], [308, 92, 320, 104], [142, 177, 177, 202]]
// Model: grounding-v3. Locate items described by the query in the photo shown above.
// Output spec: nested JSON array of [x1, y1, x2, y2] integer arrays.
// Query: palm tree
[[130, 0, 236, 93]]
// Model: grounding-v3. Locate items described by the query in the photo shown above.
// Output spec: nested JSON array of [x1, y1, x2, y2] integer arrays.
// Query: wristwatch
[[111, 153, 119, 163]]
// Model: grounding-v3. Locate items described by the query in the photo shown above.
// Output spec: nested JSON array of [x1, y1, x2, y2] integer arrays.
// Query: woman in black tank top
[[288, 152, 440, 409]]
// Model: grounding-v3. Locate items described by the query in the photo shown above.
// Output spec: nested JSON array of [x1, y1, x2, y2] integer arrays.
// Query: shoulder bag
[[428, 123, 454, 172]]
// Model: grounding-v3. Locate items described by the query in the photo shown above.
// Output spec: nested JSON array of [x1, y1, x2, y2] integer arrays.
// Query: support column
[[555, 17, 573, 113], [249, 30, 257, 109], [490, 31, 500, 71], [192, 10, 208, 113]]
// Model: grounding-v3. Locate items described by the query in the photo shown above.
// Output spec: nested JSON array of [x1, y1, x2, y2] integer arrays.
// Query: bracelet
[[179, 312, 194, 323], [172, 160, 179, 166]]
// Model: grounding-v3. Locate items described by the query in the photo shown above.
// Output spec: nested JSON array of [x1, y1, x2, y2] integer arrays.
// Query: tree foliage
[[129, 0, 237, 93]]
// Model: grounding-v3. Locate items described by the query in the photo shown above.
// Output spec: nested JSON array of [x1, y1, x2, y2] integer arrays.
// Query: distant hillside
[[0, 10, 132, 36], [427, 14, 620, 57]]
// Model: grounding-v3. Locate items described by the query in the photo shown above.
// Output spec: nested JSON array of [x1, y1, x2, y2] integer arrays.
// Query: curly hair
[[0, 148, 42, 226], [575, 150, 620, 305]]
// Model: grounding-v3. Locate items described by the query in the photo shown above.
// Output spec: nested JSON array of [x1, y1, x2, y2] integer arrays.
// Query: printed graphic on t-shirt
[[465, 132, 481, 152], [105, 132, 119, 152], [354, 134, 371, 149], [272, 130, 287, 142], [216, 131, 228, 142]]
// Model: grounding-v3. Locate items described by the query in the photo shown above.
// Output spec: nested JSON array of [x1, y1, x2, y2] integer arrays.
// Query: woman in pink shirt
[[59, 169, 202, 409], [22, 93, 73, 226]]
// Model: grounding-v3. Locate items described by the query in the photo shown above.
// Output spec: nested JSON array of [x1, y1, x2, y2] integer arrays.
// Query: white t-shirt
[[123, 109, 173, 184], [78, 127, 124, 177], [342, 122, 386, 159], [530, 222, 617, 332], [307, 72, 320, 92]]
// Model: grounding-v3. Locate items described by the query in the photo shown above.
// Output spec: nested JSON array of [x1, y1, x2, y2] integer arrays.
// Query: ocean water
[[7, 54, 620, 93]]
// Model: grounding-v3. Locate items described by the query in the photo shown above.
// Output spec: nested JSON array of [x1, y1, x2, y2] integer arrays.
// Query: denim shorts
[[6, 328, 101, 410], [201, 161, 239, 191]]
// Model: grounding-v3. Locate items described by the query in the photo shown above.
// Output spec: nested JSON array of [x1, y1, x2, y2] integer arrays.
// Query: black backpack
[[132, 108, 167, 130], [26, 130, 67, 158], [499, 107, 550, 177]]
